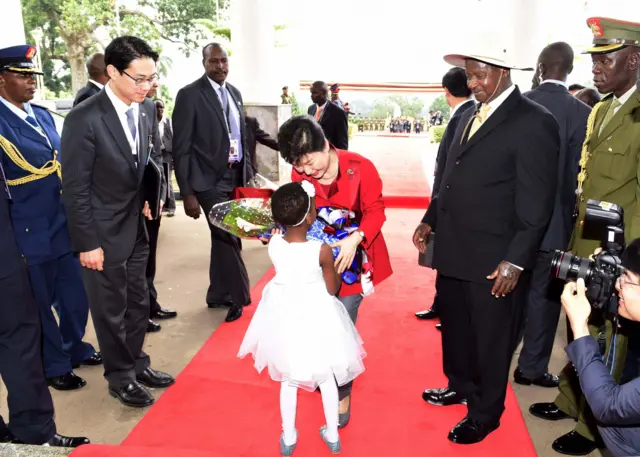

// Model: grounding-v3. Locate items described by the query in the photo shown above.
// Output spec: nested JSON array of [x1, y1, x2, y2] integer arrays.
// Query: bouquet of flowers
[[208, 201, 363, 284]]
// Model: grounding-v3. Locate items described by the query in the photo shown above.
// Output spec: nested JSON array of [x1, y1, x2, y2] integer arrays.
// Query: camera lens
[[550, 250, 593, 283]]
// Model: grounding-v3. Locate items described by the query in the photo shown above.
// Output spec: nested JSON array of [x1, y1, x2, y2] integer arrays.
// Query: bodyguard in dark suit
[[420, 50, 559, 444], [172, 43, 252, 323], [0, 45, 99, 391], [415, 67, 474, 322], [514, 42, 591, 389], [62, 36, 174, 408], [307, 81, 348, 150], [72, 53, 108, 107], [245, 115, 278, 174], [0, 163, 89, 448]]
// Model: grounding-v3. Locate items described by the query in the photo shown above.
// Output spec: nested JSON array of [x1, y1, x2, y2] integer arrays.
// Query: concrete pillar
[[1, 0, 26, 49], [230, 0, 277, 104]]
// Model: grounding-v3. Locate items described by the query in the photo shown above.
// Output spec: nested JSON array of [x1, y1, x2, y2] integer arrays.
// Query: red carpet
[[71, 209, 536, 457]]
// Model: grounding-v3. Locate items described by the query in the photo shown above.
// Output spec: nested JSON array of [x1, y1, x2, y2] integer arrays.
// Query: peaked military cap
[[585, 17, 640, 54], [0, 45, 44, 75]]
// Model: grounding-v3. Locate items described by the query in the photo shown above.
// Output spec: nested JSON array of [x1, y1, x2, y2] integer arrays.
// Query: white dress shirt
[[541, 79, 568, 88], [450, 98, 474, 118], [0, 95, 52, 147], [207, 78, 241, 132], [105, 82, 139, 159], [89, 80, 104, 90]]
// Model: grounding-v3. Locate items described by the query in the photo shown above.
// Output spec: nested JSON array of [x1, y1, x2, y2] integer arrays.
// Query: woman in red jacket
[[278, 115, 393, 429]]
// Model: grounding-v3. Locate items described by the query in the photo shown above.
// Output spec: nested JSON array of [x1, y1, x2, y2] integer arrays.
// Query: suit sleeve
[[358, 159, 386, 249], [567, 336, 640, 425], [505, 112, 559, 268], [164, 118, 173, 154], [150, 103, 166, 202], [420, 124, 453, 227], [255, 123, 279, 151], [334, 108, 349, 150], [171, 88, 195, 196], [60, 112, 101, 252]]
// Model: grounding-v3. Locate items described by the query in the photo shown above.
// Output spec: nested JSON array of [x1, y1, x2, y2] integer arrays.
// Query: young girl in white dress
[[238, 181, 366, 456]]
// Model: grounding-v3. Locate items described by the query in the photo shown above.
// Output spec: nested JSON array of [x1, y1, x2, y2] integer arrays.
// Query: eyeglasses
[[121, 70, 159, 87], [618, 277, 640, 289]]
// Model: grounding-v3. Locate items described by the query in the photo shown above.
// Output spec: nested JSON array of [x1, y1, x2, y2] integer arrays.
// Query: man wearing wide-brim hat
[[417, 46, 560, 444], [530, 16, 640, 457]]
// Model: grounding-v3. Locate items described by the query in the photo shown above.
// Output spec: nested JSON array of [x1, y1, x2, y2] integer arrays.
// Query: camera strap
[[597, 325, 607, 357]]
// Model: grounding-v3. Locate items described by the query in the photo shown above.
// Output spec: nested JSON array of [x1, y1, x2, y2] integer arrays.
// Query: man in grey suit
[[155, 99, 176, 215], [172, 43, 253, 323], [61, 36, 175, 408], [514, 42, 591, 388]]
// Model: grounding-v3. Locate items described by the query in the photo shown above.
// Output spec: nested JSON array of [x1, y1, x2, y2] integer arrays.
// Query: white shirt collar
[[317, 100, 328, 110], [207, 77, 226, 92], [105, 82, 138, 115], [484, 84, 517, 119], [0, 95, 32, 121], [616, 85, 637, 107], [89, 79, 104, 90], [541, 79, 568, 88], [450, 98, 473, 118]]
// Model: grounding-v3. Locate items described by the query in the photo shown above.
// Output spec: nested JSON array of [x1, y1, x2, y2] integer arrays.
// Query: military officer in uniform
[[0, 161, 90, 448], [0, 45, 101, 391], [530, 17, 640, 456]]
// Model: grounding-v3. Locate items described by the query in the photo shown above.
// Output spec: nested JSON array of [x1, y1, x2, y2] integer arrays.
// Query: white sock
[[319, 379, 339, 443], [280, 382, 298, 446]]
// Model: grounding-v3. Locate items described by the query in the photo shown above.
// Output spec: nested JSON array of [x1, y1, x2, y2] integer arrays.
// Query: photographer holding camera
[[561, 238, 640, 457]]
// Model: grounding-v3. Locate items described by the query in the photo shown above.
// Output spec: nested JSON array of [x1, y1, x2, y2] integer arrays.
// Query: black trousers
[[195, 168, 250, 307], [163, 161, 176, 211], [0, 265, 56, 444], [517, 250, 563, 379], [81, 223, 151, 388], [437, 273, 527, 424], [145, 217, 162, 315]]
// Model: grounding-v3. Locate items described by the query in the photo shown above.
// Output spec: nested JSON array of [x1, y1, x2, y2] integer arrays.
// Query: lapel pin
[[347, 168, 354, 175]]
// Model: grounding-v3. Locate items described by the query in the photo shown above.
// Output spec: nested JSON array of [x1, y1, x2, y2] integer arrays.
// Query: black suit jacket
[[424, 87, 559, 282], [245, 116, 278, 173], [172, 75, 253, 196], [73, 82, 102, 107], [525, 83, 591, 251], [429, 99, 475, 200], [308, 101, 349, 150], [61, 90, 164, 263], [0, 182, 23, 279]]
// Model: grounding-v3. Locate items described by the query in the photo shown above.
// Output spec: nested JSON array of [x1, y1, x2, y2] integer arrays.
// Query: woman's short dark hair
[[278, 115, 326, 165], [105, 36, 159, 73], [271, 182, 309, 226], [442, 67, 472, 98]]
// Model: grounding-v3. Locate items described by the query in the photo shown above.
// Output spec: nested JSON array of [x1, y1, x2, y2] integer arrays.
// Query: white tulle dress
[[238, 235, 366, 391]]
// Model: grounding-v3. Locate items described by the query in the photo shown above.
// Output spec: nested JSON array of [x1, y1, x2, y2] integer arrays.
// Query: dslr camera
[[550, 200, 625, 312]]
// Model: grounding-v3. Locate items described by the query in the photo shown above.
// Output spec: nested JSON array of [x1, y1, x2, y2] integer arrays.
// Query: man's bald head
[[86, 53, 108, 84], [310, 81, 328, 105], [537, 42, 574, 83]]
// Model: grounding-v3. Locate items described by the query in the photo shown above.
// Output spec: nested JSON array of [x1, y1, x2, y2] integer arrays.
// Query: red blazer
[[292, 150, 393, 296]]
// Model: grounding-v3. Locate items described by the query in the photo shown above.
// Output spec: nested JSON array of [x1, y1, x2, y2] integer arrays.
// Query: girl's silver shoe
[[280, 431, 297, 456], [319, 425, 341, 454]]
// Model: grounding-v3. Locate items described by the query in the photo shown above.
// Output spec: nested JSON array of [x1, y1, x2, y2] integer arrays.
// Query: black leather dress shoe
[[552, 431, 597, 456], [422, 387, 467, 406], [152, 307, 178, 319], [147, 319, 161, 333], [435, 323, 442, 331], [136, 367, 175, 388], [514, 368, 559, 387], [415, 307, 439, 320], [109, 381, 155, 408], [529, 402, 573, 421], [225, 305, 243, 322], [47, 372, 87, 391], [72, 352, 103, 369], [0, 428, 14, 443], [46, 433, 91, 448], [448, 416, 500, 444]]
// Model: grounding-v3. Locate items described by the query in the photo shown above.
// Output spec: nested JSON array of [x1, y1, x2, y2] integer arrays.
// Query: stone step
[[0, 444, 72, 457]]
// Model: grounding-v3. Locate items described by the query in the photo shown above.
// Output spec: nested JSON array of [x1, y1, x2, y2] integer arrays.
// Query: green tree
[[370, 99, 395, 119], [388, 95, 424, 119], [429, 95, 450, 120], [22, 0, 228, 94]]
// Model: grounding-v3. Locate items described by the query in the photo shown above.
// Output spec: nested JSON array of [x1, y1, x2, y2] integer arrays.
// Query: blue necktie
[[219, 87, 243, 163], [25, 116, 39, 129], [125, 108, 137, 141]]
